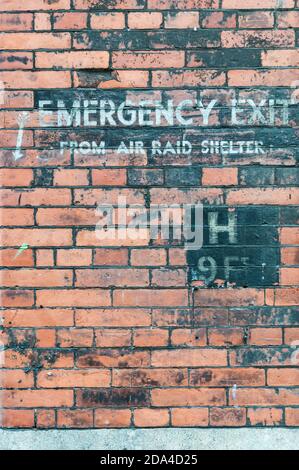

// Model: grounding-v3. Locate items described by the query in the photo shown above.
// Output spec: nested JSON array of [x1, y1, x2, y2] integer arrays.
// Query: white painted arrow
[[13, 112, 30, 161]]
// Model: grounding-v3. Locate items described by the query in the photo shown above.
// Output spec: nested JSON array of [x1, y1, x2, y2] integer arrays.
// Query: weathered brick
[[210, 408, 246, 427], [54, 12, 87, 30], [165, 12, 199, 29], [112, 51, 184, 69], [0, 13, 33, 31], [247, 408, 283, 427], [222, 30, 295, 48]]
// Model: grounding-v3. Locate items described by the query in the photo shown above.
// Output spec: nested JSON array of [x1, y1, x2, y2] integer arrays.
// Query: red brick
[[128, 12, 162, 29], [57, 249, 92, 266], [131, 249, 167, 266], [148, 0, 219, 8], [189, 368, 265, 387], [38, 369, 110, 388], [168, 248, 186, 266], [210, 408, 246, 426], [0, 13, 33, 31], [194, 288, 264, 307], [92, 169, 126, 186], [223, 0, 294, 7], [152, 70, 226, 87], [171, 408, 209, 427], [151, 268, 186, 287], [95, 329, 131, 347], [0, 289, 34, 307], [74, 188, 145, 205], [34, 13, 51, 31], [113, 289, 189, 307], [202, 168, 237, 186], [285, 408, 299, 426], [53, 168, 89, 186], [250, 328, 282, 345], [113, 368, 188, 387], [77, 228, 150, 247], [94, 249, 128, 266], [165, 12, 199, 29], [1, 208, 34, 226], [36, 51, 109, 69], [134, 409, 169, 427], [1, 91, 33, 108], [36, 208, 96, 226], [94, 409, 131, 428], [229, 388, 299, 406], [152, 349, 227, 367], [262, 50, 299, 67], [90, 12, 125, 29], [281, 248, 299, 265], [77, 70, 149, 89], [36, 249, 54, 267], [208, 328, 243, 346], [4, 309, 74, 327], [112, 51, 184, 69], [54, 12, 87, 30], [247, 408, 283, 426], [0, 71, 71, 88], [134, 328, 168, 347], [2, 370, 34, 388], [36, 410, 56, 429], [171, 328, 206, 347], [0, 52, 33, 70], [227, 188, 299, 205], [36, 289, 111, 307], [57, 328, 94, 347], [280, 268, 299, 286], [0, 32, 71, 49], [150, 188, 223, 205], [2, 410, 34, 428], [280, 228, 299, 245], [76, 350, 150, 368], [274, 288, 299, 306], [201, 12, 236, 28], [284, 328, 299, 344], [267, 369, 299, 386], [57, 410, 93, 428], [152, 388, 226, 407], [0, 0, 70, 10], [0, 130, 32, 147], [1, 390, 73, 408], [239, 12, 274, 28], [36, 329, 56, 348], [75, 0, 143, 8], [222, 30, 295, 48], [0, 248, 34, 267], [0, 269, 72, 287], [75, 309, 151, 327], [228, 69, 299, 87], [277, 11, 299, 27], [76, 268, 149, 287]]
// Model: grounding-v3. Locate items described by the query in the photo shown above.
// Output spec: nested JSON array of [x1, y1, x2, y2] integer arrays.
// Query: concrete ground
[[0, 428, 298, 450]]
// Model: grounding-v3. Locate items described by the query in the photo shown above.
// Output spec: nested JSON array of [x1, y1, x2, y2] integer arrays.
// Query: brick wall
[[0, 0, 299, 430]]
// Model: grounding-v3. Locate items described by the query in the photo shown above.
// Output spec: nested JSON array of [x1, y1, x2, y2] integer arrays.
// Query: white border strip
[[0, 428, 298, 450]]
